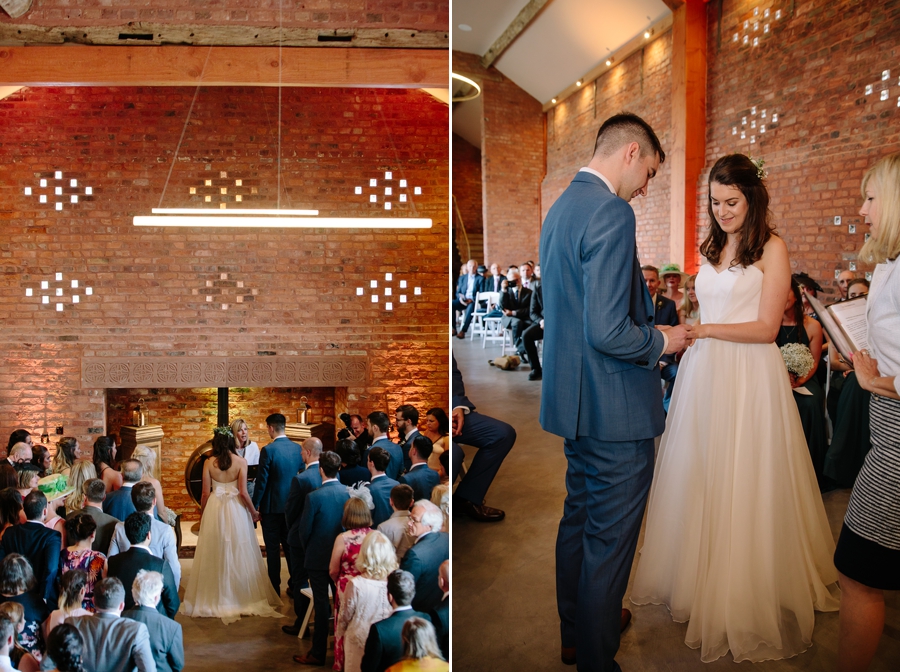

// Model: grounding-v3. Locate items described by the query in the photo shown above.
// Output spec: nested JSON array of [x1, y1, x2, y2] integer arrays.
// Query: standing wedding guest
[[15, 467, 40, 502], [336, 532, 397, 672], [659, 263, 687, 305], [384, 618, 448, 672], [359, 570, 430, 672], [66, 577, 154, 672], [428, 486, 448, 534], [0, 606, 20, 672], [101, 460, 143, 521], [66, 480, 117, 555], [0, 492, 22, 543], [44, 623, 85, 672], [399, 438, 440, 503], [834, 152, 900, 672], [64, 461, 97, 518], [6, 445, 31, 469], [632, 154, 839, 662], [252, 413, 304, 596], [131, 445, 173, 526], [421, 410, 448, 472], [400, 501, 448, 614], [51, 439, 80, 478], [337, 440, 371, 487], [377, 485, 416, 561], [59, 515, 107, 611], [428, 561, 449, 662], [91, 437, 122, 495], [1, 491, 62, 603], [6, 432, 32, 455], [395, 406, 421, 474], [30, 447, 51, 478], [230, 418, 260, 498], [109, 483, 180, 588], [366, 414, 403, 481], [43, 570, 90, 637], [0, 555, 49, 661], [679, 274, 700, 325], [0, 601, 40, 672], [124, 571, 185, 672], [366, 448, 399, 529]]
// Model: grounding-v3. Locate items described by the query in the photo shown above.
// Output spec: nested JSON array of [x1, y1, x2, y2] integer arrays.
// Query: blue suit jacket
[[399, 464, 440, 502], [102, 484, 138, 521], [367, 438, 404, 481], [456, 273, 485, 303], [360, 607, 432, 672], [0, 521, 61, 603], [368, 474, 399, 528], [252, 435, 305, 514], [539, 171, 666, 441], [285, 462, 322, 547], [399, 428, 421, 473], [654, 293, 680, 365], [298, 480, 349, 570], [400, 531, 449, 613]]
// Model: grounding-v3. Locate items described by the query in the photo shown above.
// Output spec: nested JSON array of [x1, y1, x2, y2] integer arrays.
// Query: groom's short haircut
[[130, 482, 156, 513], [266, 413, 286, 431], [368, 446, 390, 473], [124, 512, 152, 545], [387, 569, 416, 607], [319, 451, 342, 479], [593, 112, 665, 163], [94, 577, 125, 610]]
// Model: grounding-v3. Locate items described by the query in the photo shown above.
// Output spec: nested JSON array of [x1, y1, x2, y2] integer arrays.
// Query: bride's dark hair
[[700, 154, 776, 269], [211, 432, 233, 472]]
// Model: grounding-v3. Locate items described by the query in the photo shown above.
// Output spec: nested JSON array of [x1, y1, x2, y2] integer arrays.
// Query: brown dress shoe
[[561, 646, 577, 665], [455, 498, 505, 522], [620, 608, 632, 632], [293, 653, 325, 666]]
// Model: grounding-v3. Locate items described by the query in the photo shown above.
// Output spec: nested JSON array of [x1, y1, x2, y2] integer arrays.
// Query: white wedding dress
[[181, 478, 283, 624], [631, 263, 840, 662]]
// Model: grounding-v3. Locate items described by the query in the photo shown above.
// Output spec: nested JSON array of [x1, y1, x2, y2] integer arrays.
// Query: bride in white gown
[[631, 154, 840, 662], [182, 431, 283, 624]]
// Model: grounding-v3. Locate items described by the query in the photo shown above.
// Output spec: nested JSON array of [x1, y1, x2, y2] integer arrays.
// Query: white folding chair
[[470, 291, 500, 340], [297, 584, 334, 640], [482, 317, 504, 347]]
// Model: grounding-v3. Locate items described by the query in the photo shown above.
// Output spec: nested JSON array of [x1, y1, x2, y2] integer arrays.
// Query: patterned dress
[[60, 548, 107, 611], [333, 527, 372, 671]]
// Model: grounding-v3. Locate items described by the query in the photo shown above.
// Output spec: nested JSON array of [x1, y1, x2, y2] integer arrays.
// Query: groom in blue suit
[[540, 113, 691, 671]]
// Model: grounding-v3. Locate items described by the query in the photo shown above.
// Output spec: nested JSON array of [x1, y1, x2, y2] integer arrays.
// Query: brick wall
[[453, 51, 544, 270], [544, 33, 673, 268], [0, 85, 448, 520], [451, 132, 483, 236]]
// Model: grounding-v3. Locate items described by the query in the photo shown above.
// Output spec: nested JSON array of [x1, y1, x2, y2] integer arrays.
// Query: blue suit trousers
[[556, 435, 655, 672]]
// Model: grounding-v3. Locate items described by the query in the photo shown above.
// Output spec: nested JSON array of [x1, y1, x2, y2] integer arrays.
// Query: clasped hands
[[658, 323, 703, 354]]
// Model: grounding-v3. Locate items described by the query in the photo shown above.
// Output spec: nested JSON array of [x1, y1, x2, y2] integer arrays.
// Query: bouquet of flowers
[[780, 342, 815, 380]]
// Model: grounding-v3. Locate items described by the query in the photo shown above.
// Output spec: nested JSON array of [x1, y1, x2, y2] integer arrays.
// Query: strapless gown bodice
[[695, 263, 763, 324]]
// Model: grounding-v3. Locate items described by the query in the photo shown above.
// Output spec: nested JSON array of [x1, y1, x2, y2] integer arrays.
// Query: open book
[[803, 291, 868, 361]]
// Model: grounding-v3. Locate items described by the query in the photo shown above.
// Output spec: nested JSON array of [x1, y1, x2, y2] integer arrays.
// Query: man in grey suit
[[123, 570, 184, 672], [67, 577, 155, 672], [540, 112, 691, 671], [67, 478, 119, 554]]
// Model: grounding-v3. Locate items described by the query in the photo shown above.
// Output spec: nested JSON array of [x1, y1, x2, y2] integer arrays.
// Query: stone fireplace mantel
[[81, 356, 368, 388]]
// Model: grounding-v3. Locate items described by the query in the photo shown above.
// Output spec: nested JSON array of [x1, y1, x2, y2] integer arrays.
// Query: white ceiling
[[453, 0, 672, 146]]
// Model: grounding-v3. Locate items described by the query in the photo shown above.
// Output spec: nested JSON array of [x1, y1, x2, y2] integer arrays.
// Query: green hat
[[659, 263, 688, 284]]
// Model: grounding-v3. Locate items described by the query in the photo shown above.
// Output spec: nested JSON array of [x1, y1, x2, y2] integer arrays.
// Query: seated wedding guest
[[15, 467, 40, 502], [107, 513, 179, 618], [679, 273, 700, 325], [400, 501, 448, 614], [91, 437, 121, 495], [834, 152, 900, 672], [792, 271, 824, 317], [451, 356, 514, 521], [0, 605, 21, 672], [0, 470, 16, 493], [131, 445, 173, 526], [66, 577, 154, 672], [0, 601, 40, 672], [0, 555, 49, 662], [295, 451, 350, 666], [421, 410, 448, 472], [366, 413, 403, 481], [7, 444, 32, 469], [108, 483, 180, 588], [399, 438, 440, 503], [777, 278, 828, 484], [847, 277, 870, 298], [658, 263, 687, 305], [60, 515, 107, 611], [485, 263, 506, 293], [50, 439, 80, 478], [378, 485, 415, 561], [499, 269, 532, 346], [337, 531, 398, 672], [836, 269, 857, 301], [6, 432, 31, 456], [429, 561, 449, 662], [367, 448, 399, 528], [519, 261, 536, 290], [436, 453, 449, 485], [331, 495, 375, 671], [67, 480, 117, 554], [43, 570, 90, 638], [360, 570, 430, 672], [64, 460, 97, 517], [385, 617, 448, 672], [44, 623, 85, 672], [102, 460, 142, 521], [230, 418, 260, 498], [338, 439, 371, 487], [452, 259, 484, 339], [429, 486, 448, 534], [123, 570, 185, 672], [0, 491, 22, 542], [395, 406, 421, 474], [519, 278, 544, 381], [30, 447, 51, 478], [1, 491, 62, 603]]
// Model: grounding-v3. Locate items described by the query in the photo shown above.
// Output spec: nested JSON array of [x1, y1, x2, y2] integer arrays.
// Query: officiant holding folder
[[231, 418, 261, 497]]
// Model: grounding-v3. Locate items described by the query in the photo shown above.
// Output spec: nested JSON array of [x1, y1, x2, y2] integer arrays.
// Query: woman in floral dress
[[59, 513, 107, 611]]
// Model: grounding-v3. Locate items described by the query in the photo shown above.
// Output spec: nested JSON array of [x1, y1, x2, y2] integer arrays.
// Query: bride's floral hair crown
[[747, 155, 767, 180], [213, 425, 233, 438]]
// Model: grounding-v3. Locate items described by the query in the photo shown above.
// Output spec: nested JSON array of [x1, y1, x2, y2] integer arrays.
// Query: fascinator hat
[[348, 482, 375, 510]]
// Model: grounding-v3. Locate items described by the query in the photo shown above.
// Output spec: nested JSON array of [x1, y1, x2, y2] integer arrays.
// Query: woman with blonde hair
[[15, 466, 40, 501], [386, 617, 448, 671], [64, 460, 97, 517], [679, 274, 700, 325], [0, 601, 40, 672], [429, 484, 449, 533], [230, 419, 260, 498], [130, 445, 173, 525], [337, 531, 399, 672], [51, 438, 80, 477], [834, 152, 900, 672]]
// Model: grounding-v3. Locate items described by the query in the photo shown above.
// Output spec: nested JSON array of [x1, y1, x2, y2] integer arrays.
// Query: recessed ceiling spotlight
[[576, 80, 582, 87], [606, 58, 613, 67], [644, 30, 652, 39], [458, 24, 472, 31], [551, 98, 557, 104]]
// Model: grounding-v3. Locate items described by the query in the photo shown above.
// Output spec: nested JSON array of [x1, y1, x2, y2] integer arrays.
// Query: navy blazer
[[367, 438, 404, 481], [654, 293, 680, 365], [298, 480, 349, 570], [252, 435, 305, 514], [399, 428, 421, 473], [456, 272, 485, 303], [485, 274, 507, 293], [400, 531, 449, 613], [368, 475, 399, 528], [122, 605, 185, 672], [430, 598, 449, 661], [499, 285, 533, 320], [399, 465, 440, 502], [338, 465, 371, 487], [107, 546, 180, 618], [452, 355, 474, 412], [285, 462, 323, 547], [360, 607, 432, 672], [102, 484, 138, 521], [0, 521, 61, 603], [539, 171, 666, 442]]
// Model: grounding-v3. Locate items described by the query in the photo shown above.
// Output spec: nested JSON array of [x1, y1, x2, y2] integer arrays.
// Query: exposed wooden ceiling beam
[[0, 23, 447, 49], [0, 46, 447, 88], [661, 0, 686, 9], [481, 0, 552, 70]]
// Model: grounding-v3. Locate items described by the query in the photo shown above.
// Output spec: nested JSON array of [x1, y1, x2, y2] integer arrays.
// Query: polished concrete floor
[[452, 335, 900, 671]]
